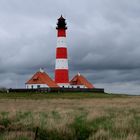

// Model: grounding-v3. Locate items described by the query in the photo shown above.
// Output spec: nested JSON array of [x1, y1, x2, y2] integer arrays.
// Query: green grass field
[[0, 92, 139, 140], [0, 92, 132, 99]]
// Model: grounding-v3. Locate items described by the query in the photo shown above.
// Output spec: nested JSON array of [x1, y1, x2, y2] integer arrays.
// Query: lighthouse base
[[57, 83, 70, 88]]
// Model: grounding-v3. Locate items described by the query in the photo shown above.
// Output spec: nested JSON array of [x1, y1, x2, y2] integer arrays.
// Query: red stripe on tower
[[56, 48, 67, 58], [57, 29, 66, 37], [55, 15, 69, 87]]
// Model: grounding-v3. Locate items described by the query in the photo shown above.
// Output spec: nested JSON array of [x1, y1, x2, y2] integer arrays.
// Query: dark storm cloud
[[0, 0, 140, 94]]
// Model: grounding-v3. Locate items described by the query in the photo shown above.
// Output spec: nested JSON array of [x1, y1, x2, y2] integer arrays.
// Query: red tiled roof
[[70, 73, 94, 89], [26, 71, 59, 88]]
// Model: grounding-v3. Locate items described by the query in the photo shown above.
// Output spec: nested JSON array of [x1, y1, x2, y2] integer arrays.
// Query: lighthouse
[[25, 16, 96, 90], [55, 15, 69, 87]]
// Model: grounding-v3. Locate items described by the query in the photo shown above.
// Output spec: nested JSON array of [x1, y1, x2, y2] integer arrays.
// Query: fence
[[9, 87, 104, 93]]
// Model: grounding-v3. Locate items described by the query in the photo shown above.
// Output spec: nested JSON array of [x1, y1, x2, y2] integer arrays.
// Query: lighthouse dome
[[56, 15, 67, 29]]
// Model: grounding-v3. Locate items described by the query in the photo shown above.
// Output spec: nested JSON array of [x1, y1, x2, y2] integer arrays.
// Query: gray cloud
[[0, 0, 140, 94]]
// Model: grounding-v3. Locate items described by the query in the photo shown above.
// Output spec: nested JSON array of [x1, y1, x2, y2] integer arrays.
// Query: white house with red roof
[[70, 73, 94, 89], [25, 68, 58, 89], [26, 69, 94, 89]]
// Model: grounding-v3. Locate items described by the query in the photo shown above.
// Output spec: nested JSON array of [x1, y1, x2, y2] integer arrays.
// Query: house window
[[37, 85, 40, 88], [31, 85, 33, 89]]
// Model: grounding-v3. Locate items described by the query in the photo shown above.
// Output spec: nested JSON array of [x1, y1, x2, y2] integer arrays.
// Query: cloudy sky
[[0, 0, 140, 94]]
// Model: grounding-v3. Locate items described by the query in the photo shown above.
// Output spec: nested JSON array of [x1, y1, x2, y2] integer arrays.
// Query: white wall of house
[[58, 84, 86, 88], [57, 83, 70, 88], [70, 85, 86, 88], [26, 84, 49, 89], [26, 84, 87, 89]]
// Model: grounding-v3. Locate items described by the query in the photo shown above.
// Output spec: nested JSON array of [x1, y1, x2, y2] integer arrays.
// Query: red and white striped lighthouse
[[55, 15, 69, 87]]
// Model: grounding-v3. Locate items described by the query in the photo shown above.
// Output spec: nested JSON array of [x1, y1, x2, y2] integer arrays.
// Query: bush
[[0, 87, 8, 93]]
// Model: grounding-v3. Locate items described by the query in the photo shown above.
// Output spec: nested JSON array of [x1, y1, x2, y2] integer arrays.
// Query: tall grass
[[0, 97, 139, 140]]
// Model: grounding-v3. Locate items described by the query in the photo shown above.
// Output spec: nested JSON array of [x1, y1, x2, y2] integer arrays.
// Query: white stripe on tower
[[55, 59, 68, 69], [57, 37, 66, 47]]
